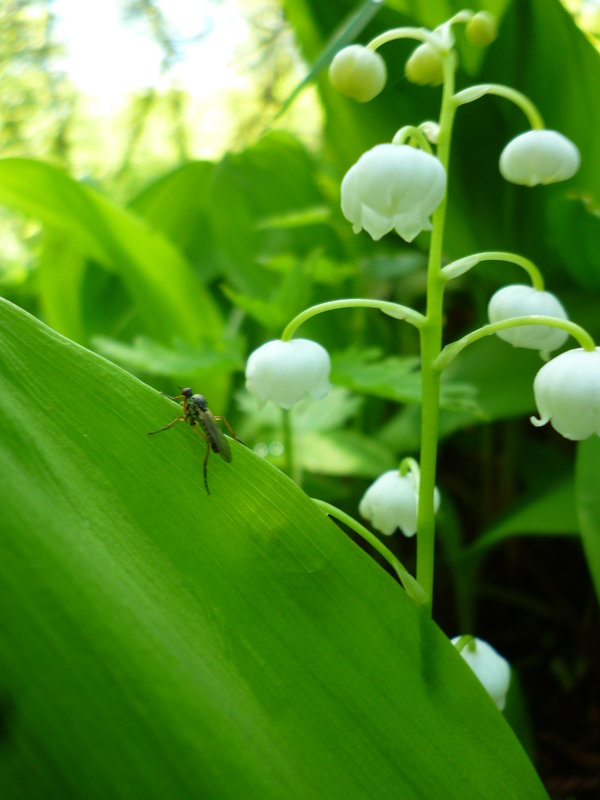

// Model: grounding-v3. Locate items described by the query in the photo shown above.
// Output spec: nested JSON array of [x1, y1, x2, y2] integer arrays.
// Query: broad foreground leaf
[[0, 299, 548, 798]]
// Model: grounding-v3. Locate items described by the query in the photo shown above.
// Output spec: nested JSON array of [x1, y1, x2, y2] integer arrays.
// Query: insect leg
[[203, 441, 211, 495], [160, 392, 185, 402], [213, 416, 245, 445], [148, 416, 185, 435], [192, 428, 212, 495]]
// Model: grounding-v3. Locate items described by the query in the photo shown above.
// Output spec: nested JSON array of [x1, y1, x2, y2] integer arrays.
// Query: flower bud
[[359, 470, 441, 537], [451, 637, 511, 710], [328, 44, 387, 102], [405, 43, 444, 86], [532, 347, 600, 440], [487, 284, 569, 358], [465, 11, 497, 47], [341, 143, 446, 242], [500, 130, 580, 186], [245, 339, 331, 410]]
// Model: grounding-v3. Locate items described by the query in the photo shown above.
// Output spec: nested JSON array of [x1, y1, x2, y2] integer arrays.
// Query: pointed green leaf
[[0, 299, 548, 798]]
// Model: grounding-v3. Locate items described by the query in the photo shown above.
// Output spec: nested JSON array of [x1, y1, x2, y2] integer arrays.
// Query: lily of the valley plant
[[244, 9, 595, 711]]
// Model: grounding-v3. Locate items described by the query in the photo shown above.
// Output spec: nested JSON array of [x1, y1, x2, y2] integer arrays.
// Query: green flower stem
[[453, 83, 544, 129], [399, 456, 420, 492], [446, 10, 474, 26], [415, 53, 458, 613], [311, 498, 428, 605], [392, 126, 433, 153], [452, 634, 476, 654], [367, 27, 443, 52], [441, 251, 545, 289], [434, 317, 597, 371], [281, 299, 425, 341], [282, 408, 300, 484]]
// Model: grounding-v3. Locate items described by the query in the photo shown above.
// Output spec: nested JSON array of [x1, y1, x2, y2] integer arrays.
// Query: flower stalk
[[415, 51, 457, 610], [312, 498, 428, 604], [434, 316, 596, 372], [441, 251, 545, 289], [453, 83, 544, 129], [281, 299, 425, 341]]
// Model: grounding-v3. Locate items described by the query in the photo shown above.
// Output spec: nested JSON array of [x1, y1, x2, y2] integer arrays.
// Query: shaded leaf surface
[[575, 439, 600, 605]]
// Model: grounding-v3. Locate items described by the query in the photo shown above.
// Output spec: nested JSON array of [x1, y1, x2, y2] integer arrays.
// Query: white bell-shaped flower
[[487, 284, 569, 358], [329, 44, 387, 103], [451, 637, 511, 711], [359, 469, 441, 537], [532, 347, 600, 440], [341, 143, 446, 242], [245, 339, 331, 410], [499, 130, 580, 186]]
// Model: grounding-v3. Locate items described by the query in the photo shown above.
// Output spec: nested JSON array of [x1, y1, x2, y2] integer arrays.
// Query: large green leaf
[[0, 298, 548, 798]]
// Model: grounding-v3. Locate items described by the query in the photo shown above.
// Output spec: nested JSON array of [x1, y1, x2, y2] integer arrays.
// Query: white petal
[[245, 339, 331, 409], [488, 284, 569, 354], [340, 144, 446, 242], [532, 348, 600, 440], [359, 470, 440, 537], [451, 637, 511, 710]]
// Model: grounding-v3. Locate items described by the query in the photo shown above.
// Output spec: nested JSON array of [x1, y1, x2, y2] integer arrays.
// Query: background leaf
[[0, 158, 222, 343], [466, 478, 578, 558], [575, 438, 600, 604]]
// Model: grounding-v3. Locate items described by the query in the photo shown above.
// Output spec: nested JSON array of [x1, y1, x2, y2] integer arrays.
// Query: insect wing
[[214, 425, 232, 462], [202, 410, 232, 462]]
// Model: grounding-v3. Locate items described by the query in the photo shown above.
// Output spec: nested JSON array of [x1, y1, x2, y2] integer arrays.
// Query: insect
[[148, 387, 239, 495]]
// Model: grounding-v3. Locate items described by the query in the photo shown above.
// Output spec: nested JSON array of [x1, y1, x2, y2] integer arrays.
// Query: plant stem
[[434, 316, 596, 371], [311, 498, 427, 605], [392, 125, 433, 153], [441, 251, 545, 289], [282, 408, 300, 484], [415, 53, 457, 613], [453, 84, 544, 129], [367, 27, 441, 51], [281, 299, 425, 341]]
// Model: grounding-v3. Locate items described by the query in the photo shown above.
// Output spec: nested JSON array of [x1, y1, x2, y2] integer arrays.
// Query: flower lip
[[499, 130, 580, 186], [487, 284, 569, 357], [359, 469, 441, 537], [245, 338, 331, 410], [532, 347, 600, 440], [341, 143, 446, 242]]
